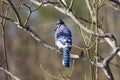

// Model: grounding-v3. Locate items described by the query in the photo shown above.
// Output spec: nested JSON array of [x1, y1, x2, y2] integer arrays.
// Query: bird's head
[[56, 19, 64, 25], [54, 19, 64, 31]]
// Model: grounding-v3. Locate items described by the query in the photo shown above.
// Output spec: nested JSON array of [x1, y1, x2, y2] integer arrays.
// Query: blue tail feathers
[[62, 48, 70, 67]]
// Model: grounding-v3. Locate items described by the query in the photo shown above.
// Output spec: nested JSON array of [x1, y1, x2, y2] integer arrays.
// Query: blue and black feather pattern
[[63, 47, 70, 67], [55, 19, 72, 67]]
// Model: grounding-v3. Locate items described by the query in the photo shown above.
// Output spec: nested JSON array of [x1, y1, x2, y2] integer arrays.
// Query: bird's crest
[[56, 19, 64, 25]]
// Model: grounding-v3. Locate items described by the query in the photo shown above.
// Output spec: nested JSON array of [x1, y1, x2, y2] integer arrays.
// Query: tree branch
[[7, 0, 22, 24], [0, 67, 20, 80], [102, 47, 120, 80], [79, 47, 119, 80], [68, 0, 74, 10]]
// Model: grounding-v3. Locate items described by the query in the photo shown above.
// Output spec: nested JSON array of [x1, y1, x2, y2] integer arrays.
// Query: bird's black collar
[[54, 24, 62, 31]]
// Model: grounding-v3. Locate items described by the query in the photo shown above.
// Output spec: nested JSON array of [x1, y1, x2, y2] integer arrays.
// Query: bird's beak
[[54, 24, 60, 31], [54, 24, 59, 31], [54, 27, 57, 31]]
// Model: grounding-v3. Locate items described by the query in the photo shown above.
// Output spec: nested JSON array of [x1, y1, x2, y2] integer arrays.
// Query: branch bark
[[0, 67, 20, 80], [79, 47, 119, 80]]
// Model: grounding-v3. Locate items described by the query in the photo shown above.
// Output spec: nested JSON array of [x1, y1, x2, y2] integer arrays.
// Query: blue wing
[[55, 24, 72, 49]]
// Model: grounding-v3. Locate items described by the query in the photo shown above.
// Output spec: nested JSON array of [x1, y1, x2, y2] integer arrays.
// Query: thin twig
[[23, 2, 42, 25], [85, 0, 93, 17], [0, 14, 14, 22], [58, 0, 67, 8], [0, 67, 20, 80], [7, 0, 22, 24], [68, 0, 74, 10]]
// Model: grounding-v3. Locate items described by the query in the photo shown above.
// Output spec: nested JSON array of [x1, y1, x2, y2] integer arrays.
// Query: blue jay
[[55, 19, 72, 67]]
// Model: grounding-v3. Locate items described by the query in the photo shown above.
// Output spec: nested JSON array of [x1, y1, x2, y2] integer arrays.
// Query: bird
[[55, 19, 72, 67]]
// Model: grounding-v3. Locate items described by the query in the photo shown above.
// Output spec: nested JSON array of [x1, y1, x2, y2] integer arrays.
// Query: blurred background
[[0, 0, 120, 80]]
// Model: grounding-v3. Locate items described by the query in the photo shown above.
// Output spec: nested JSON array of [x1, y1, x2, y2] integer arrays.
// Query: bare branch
[[79, 51, 103, 68], [103, 47, 120, 65], [85, 0, 93, 17], [58, 0, 67, 8], [0, 14, 14, 22], [23, 3, 32, 25], [102, 47, 120, 80], [68, 0, 74, 10], [78, 47, 120, 80], [0, 67, 20, 80], [7, 0, 22, 24], [103, 64, 114, 80]]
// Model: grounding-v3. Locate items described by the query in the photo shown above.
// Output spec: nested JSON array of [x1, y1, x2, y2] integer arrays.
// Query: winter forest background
[[0, 0, 120, 80]]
